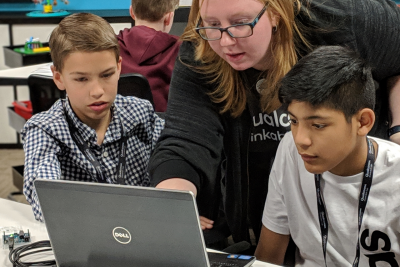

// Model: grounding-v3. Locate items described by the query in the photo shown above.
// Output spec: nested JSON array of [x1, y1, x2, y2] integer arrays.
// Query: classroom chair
[[28, 74, 66, 114], [118, 73, 154, 108]]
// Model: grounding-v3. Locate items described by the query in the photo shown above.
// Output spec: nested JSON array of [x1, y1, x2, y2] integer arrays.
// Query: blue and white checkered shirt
[[22, 94, 164, 221]]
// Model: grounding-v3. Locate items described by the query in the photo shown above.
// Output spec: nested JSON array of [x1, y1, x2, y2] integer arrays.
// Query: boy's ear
[[51, 65, 66, 91], [356, 108, 375, 136], [117, 56, 122, 76], [164, 11, 174, 27], [129, 5, 136, 20]]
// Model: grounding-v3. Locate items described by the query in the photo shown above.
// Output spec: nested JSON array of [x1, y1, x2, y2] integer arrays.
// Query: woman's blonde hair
[[181, 0, 308, 117]]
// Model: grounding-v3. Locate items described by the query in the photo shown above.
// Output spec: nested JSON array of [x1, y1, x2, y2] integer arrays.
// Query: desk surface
[[0, 63, 49, 85], [0, 198, 278, 267], [0, 198, 49, 267]]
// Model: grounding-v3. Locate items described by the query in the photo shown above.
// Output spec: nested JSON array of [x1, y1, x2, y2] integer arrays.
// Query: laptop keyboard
[[207, 252, 255, 267], [210, 262, 241, 267]]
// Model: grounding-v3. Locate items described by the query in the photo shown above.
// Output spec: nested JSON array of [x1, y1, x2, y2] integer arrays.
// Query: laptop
[[34, 179, 256, 267]]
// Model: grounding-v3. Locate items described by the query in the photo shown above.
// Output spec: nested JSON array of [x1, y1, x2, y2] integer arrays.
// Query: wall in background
[[0, 0, 130, 11]]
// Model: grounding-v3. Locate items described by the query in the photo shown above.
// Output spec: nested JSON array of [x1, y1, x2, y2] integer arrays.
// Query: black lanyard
[[315, 138, 375, 267], [64, 104, 128, 185]]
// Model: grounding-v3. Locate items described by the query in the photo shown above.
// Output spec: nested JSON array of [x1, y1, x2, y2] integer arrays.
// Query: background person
[[117, 0, 181, 112]]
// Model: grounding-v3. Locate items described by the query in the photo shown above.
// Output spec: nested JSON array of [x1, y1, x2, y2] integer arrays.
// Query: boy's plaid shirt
[[22, 94, 164, 221]]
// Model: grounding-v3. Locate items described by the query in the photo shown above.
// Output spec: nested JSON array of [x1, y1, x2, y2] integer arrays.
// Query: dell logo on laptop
[[112, 227, 132, 244], [115, 233, 129, 238]]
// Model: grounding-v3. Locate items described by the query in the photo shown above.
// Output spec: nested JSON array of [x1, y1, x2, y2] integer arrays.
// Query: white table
[[0, 198, 279, 267], [0, 63, 50, 86], [0, 198, 49, 267]]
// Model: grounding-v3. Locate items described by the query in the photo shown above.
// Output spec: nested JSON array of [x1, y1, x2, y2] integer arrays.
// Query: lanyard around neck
[[315, 137, 375, 267], [64, 103, 128, 185]]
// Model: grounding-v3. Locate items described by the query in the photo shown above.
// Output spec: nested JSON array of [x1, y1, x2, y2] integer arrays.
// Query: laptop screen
[[34, 180, 210, 267]]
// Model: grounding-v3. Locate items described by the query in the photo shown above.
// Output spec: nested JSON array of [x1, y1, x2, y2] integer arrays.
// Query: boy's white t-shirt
[[262, 132, 400, 267]]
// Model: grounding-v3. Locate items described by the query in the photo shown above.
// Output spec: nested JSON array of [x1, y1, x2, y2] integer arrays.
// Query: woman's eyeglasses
[[195, 3, 269, 41]]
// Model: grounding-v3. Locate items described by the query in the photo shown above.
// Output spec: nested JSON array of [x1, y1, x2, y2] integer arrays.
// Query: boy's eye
[[75, 77, 87, 82], [289, 119, 298, 125], [102, 72, 114, 78], [313, 124, 326, 129]]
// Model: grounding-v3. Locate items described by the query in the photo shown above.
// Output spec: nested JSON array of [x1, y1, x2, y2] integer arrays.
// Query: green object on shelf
[[13, 47, 49, 55], [13, 41, 49, 55]]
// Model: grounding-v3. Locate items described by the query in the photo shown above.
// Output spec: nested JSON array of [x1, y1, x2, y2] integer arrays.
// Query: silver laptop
[[34, 179, 256, 267]]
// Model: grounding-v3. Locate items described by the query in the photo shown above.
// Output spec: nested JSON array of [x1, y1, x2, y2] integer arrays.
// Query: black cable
[[9, 240, 56, 267]]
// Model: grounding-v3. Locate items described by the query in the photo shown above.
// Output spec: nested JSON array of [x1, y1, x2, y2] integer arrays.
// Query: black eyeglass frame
[[195, 3, 269, 41]]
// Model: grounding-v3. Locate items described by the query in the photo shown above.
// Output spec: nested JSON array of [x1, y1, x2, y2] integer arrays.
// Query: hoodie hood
[[117, 25, 181, 112], [117, 26, 179, 65]]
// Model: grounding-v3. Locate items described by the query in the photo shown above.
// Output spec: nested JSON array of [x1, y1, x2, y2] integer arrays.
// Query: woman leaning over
[[148, 0, 400, 248]]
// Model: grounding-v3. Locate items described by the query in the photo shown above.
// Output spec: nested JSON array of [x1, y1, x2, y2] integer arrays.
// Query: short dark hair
[[279, 46, 375, 122]]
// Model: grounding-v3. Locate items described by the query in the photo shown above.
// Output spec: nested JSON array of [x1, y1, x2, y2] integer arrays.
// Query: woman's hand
[[199, 216, 214, 230], [156, 178, 197, 195]]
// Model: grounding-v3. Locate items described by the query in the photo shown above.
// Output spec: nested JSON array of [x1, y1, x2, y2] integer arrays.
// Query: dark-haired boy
[[22, 13, 164, 222], [117, 0, 181, 112], [255, 46, 400, 266]]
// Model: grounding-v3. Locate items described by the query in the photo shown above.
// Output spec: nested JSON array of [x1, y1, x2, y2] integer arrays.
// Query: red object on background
[[12, 101, 33, 120]]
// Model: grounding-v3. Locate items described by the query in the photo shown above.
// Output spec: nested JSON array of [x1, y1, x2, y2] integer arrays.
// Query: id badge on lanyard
[[65, 103, 128, 185], [315, 138, 375, 267]]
